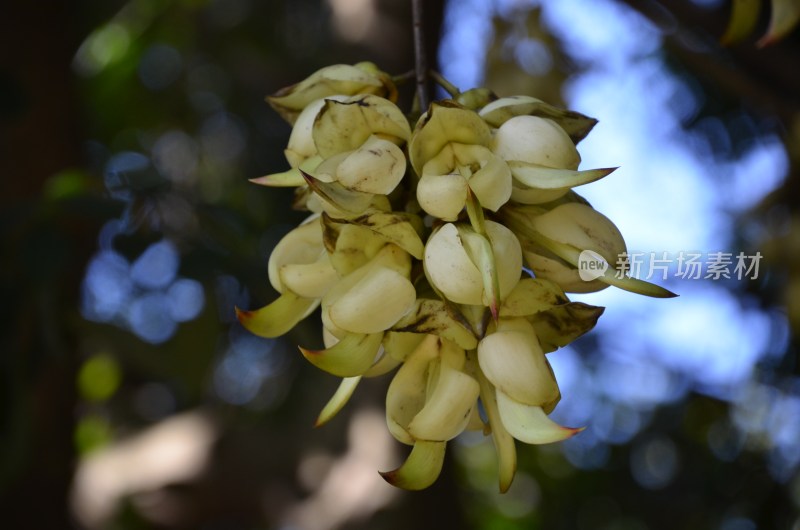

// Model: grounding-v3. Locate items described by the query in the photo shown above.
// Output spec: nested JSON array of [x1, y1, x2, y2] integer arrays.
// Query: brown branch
[[412, 0, 429, 111]]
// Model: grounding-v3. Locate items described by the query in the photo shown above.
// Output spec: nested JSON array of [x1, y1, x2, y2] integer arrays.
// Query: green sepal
[[528, 302, 605, 353], [250, 167, 305, 187], [250, 156, 324, 187], [322, 210, 425, 259], [500, 278, 569, 317], [391, 299, 479, 350], [301, 170, 375, 214]]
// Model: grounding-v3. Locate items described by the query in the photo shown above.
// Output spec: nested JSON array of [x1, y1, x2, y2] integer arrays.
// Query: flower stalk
[[412, 0, 429, 112]]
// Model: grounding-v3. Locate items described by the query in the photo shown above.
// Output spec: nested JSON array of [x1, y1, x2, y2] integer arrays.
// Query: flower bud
[[321, 244, 415, 335], [328, 266, 416, 334], [455, 87, 495, 110], [267, 216, 326, 294], [526, 202, 626, 292], [284, 96, 345, 168], [417, 143, 511, 220], [416, 172, 469, 221], [409, 101, 493, 175], [424, 221, 522, 306], [334, 135, 407, 195], [312, 94, 411, 159], [492, 115, 580, 170], [478, 318, 560, 410], [479, 95, 597, 144], [268, 62, 396, 125]]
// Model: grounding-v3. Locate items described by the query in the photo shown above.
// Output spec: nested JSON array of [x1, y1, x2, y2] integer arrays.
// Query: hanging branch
[[412, 0, 429, 111]]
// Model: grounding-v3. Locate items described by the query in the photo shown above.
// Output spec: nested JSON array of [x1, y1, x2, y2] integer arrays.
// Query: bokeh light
[[82, 238, 206, 344]]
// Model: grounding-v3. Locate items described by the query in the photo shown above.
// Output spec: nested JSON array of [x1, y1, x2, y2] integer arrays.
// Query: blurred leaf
[[78, 354, 122, 402], [758, 0, 800, 46], [721, 0, 761, 45], [74, 415, 113, 454], [42, 170, 95, 201]]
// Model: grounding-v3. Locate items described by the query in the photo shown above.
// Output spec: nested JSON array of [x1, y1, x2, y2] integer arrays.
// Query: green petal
[[508, 162, 616, 190], [521, 229, 678, 299], [300, 331, 383, 377], [475, 363, 517, 493], [478, 324, 560, 407], [250, 167, 305, 187], [758, 0, 800, 46], [380, 440, 446, 490], [236, 291, 318, 338], [721, 0, 761, 44], [361, 352, 402, 377], [315, 376, 361, 427], [328, 266, 416, 334], [597, 271, 678, 298], [467, 152, 512, 212], [409, 101, 493, 175], [385, 335, 439, 445], [279, 258, 339, 299], [382, 332, 427, 363], [408, 363, 480, 441], [496, 391, 583, 445]]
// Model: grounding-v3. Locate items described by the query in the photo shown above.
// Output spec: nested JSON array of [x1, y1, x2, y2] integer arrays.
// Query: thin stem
[[391, 69, 415, 85], [412, 0, 429, 111], [430, 70, 461, 98]]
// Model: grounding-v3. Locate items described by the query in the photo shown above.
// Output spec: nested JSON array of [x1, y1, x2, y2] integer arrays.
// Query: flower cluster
[[238, 63, 674, 491]]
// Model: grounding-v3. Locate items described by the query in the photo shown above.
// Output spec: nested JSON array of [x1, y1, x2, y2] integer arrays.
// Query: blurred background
[[1, 0, 799, 528]]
